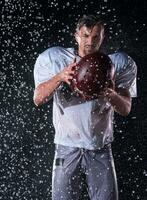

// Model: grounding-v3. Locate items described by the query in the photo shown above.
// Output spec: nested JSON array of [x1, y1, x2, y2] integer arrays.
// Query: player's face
[[75, 25, 104, 56]]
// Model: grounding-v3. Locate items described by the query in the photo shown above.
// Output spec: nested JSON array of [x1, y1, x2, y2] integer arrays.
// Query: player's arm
[[33, 61, 76, 106], [104, 53, 137, 116], [105, 87, 132, 116]]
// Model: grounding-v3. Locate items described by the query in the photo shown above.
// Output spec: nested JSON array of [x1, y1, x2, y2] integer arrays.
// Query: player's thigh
[[85, 147, 118, 200], [52, 145, 82, 200]]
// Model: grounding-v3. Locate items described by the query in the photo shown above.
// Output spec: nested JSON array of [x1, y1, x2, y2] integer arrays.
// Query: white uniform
[[34, 47, 137, 200], [34, 46, 137, 150]]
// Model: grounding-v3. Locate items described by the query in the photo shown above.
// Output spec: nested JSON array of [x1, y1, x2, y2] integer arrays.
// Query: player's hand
[[98, 79, 116, 99], [58, 58, 76, 85]]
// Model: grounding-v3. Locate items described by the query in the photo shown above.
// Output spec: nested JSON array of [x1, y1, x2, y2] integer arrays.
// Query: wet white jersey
[[34, 47, 137, 150]]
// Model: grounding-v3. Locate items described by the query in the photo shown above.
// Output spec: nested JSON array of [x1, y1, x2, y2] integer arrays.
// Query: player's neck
[[77, 49, 87, 57]]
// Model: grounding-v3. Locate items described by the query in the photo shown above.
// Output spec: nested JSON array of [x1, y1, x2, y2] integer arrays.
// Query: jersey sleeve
[[113, 53, 137, 97], [33, 51, 55, 88]]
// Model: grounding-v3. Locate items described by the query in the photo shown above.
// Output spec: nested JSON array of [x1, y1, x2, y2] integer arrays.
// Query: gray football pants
[[52, 144, 118, 200]]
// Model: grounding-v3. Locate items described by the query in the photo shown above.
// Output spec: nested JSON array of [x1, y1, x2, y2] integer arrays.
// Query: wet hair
[[76, 15, 104, 32]]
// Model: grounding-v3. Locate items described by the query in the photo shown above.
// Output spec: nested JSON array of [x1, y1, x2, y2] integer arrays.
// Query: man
[[33, 15, 137, 200]]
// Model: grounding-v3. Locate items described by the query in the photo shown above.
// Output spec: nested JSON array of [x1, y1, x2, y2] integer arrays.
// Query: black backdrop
[[0, 0, 147, 199]]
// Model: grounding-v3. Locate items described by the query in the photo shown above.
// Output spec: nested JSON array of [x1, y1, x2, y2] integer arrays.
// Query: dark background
[[0, 0, 147, 199]]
